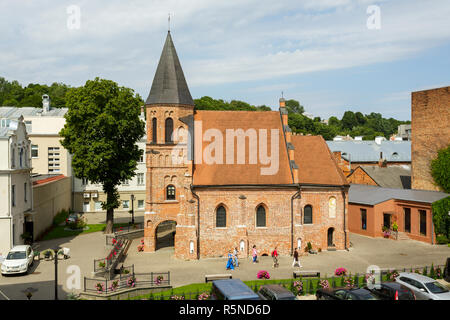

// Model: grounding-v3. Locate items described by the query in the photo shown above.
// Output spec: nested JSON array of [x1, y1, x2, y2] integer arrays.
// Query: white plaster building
[[0, 117, 33, 257]]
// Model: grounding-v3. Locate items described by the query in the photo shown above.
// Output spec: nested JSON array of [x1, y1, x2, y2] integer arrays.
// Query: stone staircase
[[396, 231, 410, 241]]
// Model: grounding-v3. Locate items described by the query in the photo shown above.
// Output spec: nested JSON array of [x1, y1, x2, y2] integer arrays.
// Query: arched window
[[216, 205, 226, 228], [256, 205, 266, 227], [166, 185, 176, 200], [152, 118, 157, 143], [165, 118, 173, 143], [304, 205, 313, 224]]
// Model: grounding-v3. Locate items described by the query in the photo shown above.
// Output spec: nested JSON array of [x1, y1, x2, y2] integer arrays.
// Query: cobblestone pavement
[[0, 232, 448, 299]]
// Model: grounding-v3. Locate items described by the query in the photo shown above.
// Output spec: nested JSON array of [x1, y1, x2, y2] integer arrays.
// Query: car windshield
[[425, 282, 449, 294], [6, 251, 26, 260]]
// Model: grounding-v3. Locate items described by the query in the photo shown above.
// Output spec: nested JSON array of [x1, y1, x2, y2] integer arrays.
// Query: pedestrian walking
[[233, 247, 239, 267], [271, 246, 279, 268], [226, 250, 235, 270], [252, 245, 258, 263], [292, 247, 302, 268]]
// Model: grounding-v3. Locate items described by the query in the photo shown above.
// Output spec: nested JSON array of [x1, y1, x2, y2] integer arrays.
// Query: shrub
[[318, 280, 330, 289], [343, 277, 355, 288], [436, 235, 449, 244], [292, 281, 303, 295], [198, 292, 210, 300], [53, 209, 69, 226]]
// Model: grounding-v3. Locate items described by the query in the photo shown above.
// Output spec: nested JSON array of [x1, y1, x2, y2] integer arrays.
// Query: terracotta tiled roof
[[292, 135, 348, 186], [32, 174, 66, 186], [192, 110, 293, 186]]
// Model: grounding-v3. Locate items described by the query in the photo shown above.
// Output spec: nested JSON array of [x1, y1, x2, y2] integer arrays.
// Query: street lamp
[[54, 247, 60, 300], [130, 194, 135, 225]]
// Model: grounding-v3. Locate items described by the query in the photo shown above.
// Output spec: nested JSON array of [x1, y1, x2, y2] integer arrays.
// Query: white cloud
[[0, 0, 449, 101]]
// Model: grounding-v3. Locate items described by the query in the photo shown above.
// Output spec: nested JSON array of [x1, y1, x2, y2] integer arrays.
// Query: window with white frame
[[137, 173, 144, 185], [138, 200, 144, 209], [95, 201, 102, 211], [31, 145, 38, 158], [123, 200, 130, 209]]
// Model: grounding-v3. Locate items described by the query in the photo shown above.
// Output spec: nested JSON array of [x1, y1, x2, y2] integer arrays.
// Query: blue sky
[[1, 0, 449, 121]]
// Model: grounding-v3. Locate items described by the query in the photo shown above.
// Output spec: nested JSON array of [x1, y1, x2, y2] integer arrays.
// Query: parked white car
[[395, 272, 450, 300], [1, 245, 34, 275]]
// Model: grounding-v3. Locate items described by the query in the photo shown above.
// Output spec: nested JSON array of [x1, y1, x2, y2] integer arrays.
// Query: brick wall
[[411, 86, 450, 191], [347, 167, 378, 186]]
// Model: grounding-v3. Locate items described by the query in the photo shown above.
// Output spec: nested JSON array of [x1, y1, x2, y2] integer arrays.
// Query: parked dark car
[[316, 287, 379, 300], [257, 285, 296, 300], [211, 279, 261, 300], [365, 282, 415, 300]]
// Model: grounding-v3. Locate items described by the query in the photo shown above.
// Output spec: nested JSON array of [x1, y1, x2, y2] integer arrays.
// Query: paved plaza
[[0, 229, 449, 300]]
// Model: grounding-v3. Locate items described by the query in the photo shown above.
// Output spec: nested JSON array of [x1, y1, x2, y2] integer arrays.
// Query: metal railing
[[84, 271, 170, 294]]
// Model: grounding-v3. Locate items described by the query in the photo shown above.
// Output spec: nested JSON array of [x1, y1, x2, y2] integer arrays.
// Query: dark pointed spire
[[146, 32, 194, 106]]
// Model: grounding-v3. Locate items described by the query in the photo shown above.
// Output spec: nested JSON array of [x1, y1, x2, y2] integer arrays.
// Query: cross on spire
[[168, 13, 172, 32]]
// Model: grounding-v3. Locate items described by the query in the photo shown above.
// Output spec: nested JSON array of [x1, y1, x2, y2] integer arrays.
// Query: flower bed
[[334, 267, 347, 276], [257, 270, 270, 280]]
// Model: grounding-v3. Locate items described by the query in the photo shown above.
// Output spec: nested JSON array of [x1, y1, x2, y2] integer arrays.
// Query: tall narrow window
[[304, 205, 313, 224], [166, 185, 176, 200], [152, 118, 157, 143], [19, 148, 23, 167], [12, 185, 15, 207], [361, 209, 367, 230], [165, 118, 173, 143], [404, 208, 411, 233], [419, 210, 427, 236], [216, 205, 226, 228], [256, 205, 266, 227], [24, 183, 27, 202]]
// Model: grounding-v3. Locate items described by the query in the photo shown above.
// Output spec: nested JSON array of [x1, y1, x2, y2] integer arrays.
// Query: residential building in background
[[0, 117, 32, 257], [348, 184, 448, 244], [347, 165, 411, 189], [397, 124, 412, 141], [1, 96, 148, 217], [327, 139, 411, 176], [411, 86, 450, 191], [0, 95, 71, 176]]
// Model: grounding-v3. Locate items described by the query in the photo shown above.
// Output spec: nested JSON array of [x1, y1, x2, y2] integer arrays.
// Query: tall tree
[[60, 78, 145, 233], [341, 111, 357, 130], [285, 99, 305, 114], [431, 145, 450, 193]]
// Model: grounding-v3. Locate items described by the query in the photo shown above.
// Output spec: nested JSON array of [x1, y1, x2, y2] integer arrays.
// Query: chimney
[[42, 94, 50, 114], [378, 152, 387, 167]]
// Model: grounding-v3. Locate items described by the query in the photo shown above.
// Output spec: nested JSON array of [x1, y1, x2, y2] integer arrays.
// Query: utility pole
[[130, 194, 135, 225], [54, 248, 59, 300]]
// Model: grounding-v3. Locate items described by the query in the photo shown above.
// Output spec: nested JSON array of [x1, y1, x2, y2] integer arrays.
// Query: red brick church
[[143, 31, 350, 259]]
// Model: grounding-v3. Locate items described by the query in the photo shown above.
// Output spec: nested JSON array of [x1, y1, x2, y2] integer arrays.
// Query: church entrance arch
[[155, 220, 177, 250]]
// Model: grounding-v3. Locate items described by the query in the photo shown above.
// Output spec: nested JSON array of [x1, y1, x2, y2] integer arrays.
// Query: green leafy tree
[[285, 99, 304, 114], [59, 78, 145, 234], [432, 196, 450, 240], [341, 111, 358, 130], [431, 145, 450, 192]]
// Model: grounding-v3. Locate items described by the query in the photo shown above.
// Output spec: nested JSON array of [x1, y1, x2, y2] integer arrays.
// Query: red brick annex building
[[143, 32, 350, 259]]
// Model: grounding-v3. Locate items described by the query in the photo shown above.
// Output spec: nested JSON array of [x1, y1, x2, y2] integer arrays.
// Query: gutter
[[341, 186, 348, 251], [290, 186, 301, 256], [190, 185, 200, 260]]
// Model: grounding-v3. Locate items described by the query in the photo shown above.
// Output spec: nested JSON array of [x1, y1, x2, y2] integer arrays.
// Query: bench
[[205, 274, 232, 283], [293, 270, 320, 279]]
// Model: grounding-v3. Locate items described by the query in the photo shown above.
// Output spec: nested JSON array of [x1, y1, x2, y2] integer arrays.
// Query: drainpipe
[[190, 185, 200, 260], [8, 136, 13, 249], [341, 187, 348, 251], [291, 186, 301, 256]]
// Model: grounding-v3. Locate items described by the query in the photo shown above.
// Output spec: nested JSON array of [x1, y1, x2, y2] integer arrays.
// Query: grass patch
[[129, 274, 391, 300], [41, 222, 131, 241]]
